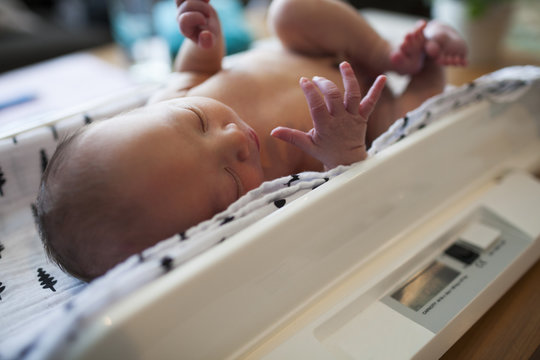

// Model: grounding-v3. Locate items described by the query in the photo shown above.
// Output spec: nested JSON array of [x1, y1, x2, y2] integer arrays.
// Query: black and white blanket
[[1, 66, 539, 359]]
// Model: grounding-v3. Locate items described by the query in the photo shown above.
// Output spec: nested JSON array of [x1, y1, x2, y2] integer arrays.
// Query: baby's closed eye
[[188, 106, 207, 132], [225, 167, 242, 200]]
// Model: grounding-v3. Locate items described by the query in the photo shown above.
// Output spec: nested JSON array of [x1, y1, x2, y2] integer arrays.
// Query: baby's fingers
[[198, 30, 214, 48], [271, 127, 318, 158], [178, 12, 206, 40], [178, 0, 211, 18], [176, 0, 210, 8], [300, 77, 331, 125], [358, 75, 387, 119], [177, 0, 211, 39], [311, 76, 344, 116], [339, 62, 362, 114]]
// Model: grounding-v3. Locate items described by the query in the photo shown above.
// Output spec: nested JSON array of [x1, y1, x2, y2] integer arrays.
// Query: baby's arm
[[174, 0, 224, 75], [271, 62, 386, 171]]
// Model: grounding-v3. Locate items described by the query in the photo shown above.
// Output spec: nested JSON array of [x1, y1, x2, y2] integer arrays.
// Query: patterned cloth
[[1, 66, 539, 359]]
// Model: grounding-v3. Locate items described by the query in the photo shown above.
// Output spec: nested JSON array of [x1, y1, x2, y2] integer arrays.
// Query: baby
[[36, 0, 467, 281]]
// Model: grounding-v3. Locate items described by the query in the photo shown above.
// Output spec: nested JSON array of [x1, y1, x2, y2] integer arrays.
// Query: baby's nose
[[223, 123, 250, 162]]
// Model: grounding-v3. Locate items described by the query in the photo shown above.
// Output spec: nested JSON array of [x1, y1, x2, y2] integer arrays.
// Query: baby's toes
[[438, 54, 460, 66], [438, 54, 452, 66], [425, 39, 441, 59], [452, 54, 465, 66], [450, 54, 465, 66], [401, 33, 415, 55], [413, 26, 426, 44], [451, 46, 468, 65], [411, 34, 424, 53]]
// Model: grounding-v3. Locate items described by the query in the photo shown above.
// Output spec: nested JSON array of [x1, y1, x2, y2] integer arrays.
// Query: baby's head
[[36, 97, 264, 281]]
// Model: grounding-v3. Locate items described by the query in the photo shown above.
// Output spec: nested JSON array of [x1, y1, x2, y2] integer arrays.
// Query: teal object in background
[[158, 0, 254, 55], [109, 0, 156, 52], [110, 0, 254, 57]]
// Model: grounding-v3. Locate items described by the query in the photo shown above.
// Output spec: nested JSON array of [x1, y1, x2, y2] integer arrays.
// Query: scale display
[[391, 261, 460, 312], [382, 214, 531, 333]]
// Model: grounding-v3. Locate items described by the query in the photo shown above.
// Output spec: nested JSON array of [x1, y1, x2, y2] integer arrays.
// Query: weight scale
[[247, 171, 540, 359], [69, 86, 540, 359]]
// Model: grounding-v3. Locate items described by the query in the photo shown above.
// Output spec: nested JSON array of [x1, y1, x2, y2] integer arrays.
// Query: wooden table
[[442, 259, 540, 359]]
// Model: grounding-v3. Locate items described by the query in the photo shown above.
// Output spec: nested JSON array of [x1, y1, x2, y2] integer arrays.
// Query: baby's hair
[[36, 127, 88, 279], [35, 124, 142, 281]]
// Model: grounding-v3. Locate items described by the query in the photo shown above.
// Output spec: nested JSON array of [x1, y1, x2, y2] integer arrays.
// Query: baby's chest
[[192, 70, 306, 117], [193, 66, 300, 98]]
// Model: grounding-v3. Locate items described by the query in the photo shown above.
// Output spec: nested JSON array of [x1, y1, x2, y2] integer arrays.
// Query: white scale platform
[[251, 171, 540, 359], [69, 87, 540, 360]]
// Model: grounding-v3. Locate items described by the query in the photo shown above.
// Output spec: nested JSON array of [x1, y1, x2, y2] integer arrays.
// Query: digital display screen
[[391, 261, 460, 311]]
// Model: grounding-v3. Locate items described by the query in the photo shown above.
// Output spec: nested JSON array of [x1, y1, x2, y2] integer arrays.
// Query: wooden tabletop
[[442, 259, 540, 359]]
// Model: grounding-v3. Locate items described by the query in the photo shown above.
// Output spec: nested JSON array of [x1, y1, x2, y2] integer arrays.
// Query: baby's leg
[[366, 58, 445, 144], [366, 20, 467, 140], [397, 58, 445, 115], [269, 0, 467, 77], [268, 0, 394, 76], [424, 21, 468, 66]]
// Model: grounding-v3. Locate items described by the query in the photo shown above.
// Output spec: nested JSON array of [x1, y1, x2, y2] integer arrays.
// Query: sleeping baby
[[36, 0, 467, 281]]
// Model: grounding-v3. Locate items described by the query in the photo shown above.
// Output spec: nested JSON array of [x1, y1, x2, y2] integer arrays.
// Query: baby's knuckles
[[176, 0, 210, 7]]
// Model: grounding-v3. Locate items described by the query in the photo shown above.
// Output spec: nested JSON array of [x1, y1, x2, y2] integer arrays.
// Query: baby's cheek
[[244, 170, 265, 194], [211, 187, 236, 215]]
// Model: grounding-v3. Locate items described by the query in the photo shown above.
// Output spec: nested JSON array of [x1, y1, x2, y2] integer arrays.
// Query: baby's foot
[[424, 21, 467, 66], [390, 20, 428, 75]]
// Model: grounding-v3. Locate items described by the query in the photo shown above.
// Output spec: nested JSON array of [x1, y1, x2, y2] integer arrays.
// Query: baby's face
[[77, 97, 265, 247]]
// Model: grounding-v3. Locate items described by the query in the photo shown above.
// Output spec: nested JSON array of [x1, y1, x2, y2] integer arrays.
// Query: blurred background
[[0, 0, 434, 73], [2, 0, 539, 73], [0, 0, 112, 72], [1, 0, 540, 133]]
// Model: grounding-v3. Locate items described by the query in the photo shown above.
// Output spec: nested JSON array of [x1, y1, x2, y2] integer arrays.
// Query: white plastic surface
[[459, 222, 501, 250], [482, 172, 540, 240], [248, 171, 540, 360], [322, 301, 434, 359]]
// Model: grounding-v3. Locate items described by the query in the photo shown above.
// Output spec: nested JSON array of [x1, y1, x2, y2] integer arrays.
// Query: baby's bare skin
[[166, 0, 468, 178], [183, 48, 369, 178], [38, 0, 469, 281]]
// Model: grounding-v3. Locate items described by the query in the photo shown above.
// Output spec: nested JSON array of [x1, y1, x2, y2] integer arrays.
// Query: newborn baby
[[36, 0, 467, 281]]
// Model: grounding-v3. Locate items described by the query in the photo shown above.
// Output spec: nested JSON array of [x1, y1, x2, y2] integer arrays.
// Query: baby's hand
[[176, 0, 221, 49], [271, 62, 386, 170]]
